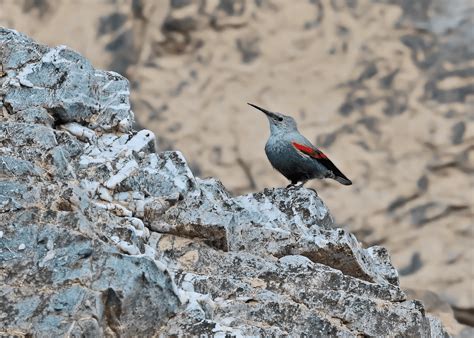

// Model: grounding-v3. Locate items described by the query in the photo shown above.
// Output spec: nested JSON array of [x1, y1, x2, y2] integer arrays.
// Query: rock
[[1, 29, 131, 130], [2, 2, 471, 326], [157, 182, 398, 285], [0, 28, 181, 337], [157, 233, 448, 336], [405, 289, 471, 335], [0, 27, 450, 336]]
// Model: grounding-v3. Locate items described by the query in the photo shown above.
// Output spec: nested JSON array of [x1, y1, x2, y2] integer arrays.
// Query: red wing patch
[[292, 141, 352, 185], [292, 142, 327, 159]]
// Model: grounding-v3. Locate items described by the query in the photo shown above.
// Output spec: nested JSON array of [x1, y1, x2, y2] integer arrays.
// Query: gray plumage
[[248, 103, 352, 186]]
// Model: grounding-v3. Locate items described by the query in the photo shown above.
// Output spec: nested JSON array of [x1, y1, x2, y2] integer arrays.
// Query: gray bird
[[248, 103, 352, 187]]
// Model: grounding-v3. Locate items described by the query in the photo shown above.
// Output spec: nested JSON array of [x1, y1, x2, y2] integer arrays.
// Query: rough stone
[[0, 27, 449, 336]]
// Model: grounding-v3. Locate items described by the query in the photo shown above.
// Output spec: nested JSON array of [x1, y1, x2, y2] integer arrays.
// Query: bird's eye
[[277, 117, 283, 122]]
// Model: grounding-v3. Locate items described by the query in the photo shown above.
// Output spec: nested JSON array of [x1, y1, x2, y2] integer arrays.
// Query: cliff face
[[0, 28, 450, 336]]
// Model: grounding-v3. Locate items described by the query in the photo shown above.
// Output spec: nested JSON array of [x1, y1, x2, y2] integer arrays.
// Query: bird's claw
[[286, 182, 304, 189]]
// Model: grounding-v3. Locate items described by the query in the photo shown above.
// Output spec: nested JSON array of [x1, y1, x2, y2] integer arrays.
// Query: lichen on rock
[[0, 28, 449, 336]]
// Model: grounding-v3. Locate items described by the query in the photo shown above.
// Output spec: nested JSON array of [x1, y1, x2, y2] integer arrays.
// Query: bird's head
[[247, 103, 298, 135]]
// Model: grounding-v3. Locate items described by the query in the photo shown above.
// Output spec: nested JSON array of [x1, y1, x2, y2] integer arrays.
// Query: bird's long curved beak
[[247, 103, 278, 119]]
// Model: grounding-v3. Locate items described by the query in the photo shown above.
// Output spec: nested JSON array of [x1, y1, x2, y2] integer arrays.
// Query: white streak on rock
[[17, 65, 34, 88], [39, 250, 55, 268], [104, 160, 138, 189], [98, 187, 113, 202], [279, 255, 314, 269], [111, 235, 140, 255], [61, 122, 97, 143], [126, 129, 155, 153], [80, 180, 100, 197], [93, 201, 133, 217]]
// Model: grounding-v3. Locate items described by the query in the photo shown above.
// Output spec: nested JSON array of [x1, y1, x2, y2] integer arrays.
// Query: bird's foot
[[286, 181, 306, 189]]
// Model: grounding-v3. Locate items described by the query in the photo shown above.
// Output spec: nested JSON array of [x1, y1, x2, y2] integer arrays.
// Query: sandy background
[[1, 0, 472, 330]]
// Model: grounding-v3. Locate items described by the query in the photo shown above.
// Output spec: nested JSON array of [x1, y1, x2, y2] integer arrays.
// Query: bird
[[248, 103, 352, 187]]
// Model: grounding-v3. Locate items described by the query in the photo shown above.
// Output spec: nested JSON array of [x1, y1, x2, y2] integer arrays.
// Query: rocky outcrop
[[0, 28, 449, 336], [1, 1, 472, 330]]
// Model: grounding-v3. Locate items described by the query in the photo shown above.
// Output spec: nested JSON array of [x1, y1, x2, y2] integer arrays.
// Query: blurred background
[[1, 0, 472, 329]]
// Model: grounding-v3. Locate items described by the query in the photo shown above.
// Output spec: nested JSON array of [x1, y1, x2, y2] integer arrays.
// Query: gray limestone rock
[[0, 27, 449, 336], [1, 29, 131, 131]]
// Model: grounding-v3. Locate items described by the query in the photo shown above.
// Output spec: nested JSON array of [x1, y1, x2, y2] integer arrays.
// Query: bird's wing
[[291, 141, 352, 185], [291, 141, 328, 159]]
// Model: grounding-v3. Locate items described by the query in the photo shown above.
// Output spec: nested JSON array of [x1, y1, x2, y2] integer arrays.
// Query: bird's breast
[[265, 137, 297, 168]]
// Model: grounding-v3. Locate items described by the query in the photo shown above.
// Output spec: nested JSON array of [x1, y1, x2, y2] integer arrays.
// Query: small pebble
[[0, 230, 3, 238], [18, 243, 26, 250]]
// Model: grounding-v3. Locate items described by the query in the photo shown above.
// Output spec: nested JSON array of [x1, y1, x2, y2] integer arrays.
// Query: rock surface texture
[[1, 1, 471, 324], [0, 28, 453, 336]]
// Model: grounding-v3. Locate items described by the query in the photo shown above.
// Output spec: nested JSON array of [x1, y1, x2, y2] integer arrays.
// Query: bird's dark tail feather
[[319, 157, 352, 185], [335, 175, 352, 185]]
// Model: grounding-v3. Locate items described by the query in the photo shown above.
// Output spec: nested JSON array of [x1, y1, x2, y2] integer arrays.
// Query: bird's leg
[[295, 180, 307, 188], [287, 180, 310, 189], [295, 180, 318, 194]]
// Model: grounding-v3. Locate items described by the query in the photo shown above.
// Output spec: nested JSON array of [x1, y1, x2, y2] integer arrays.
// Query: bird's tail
[[335, 174, 352, 185]]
